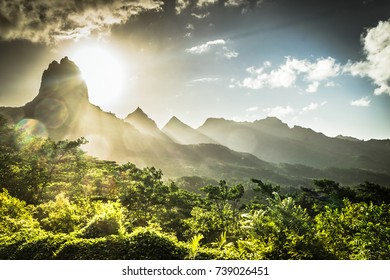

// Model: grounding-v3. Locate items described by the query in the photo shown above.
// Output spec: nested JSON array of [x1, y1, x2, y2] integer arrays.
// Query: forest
[[1, 114, 389, 260]]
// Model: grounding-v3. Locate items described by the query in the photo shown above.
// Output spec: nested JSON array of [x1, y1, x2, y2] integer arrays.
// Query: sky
[[0, 0, 389, 140]]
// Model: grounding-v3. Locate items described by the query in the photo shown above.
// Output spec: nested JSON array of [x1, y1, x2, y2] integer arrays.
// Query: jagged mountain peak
[[165, 116, 188, 127], [260, 116, 284, 124], [124, 107, 155, 124], [124, 107, 170, 140], [162, 116, 216, 145], [125, 107, 149, 119], [42, 56, 82, 83], [34, 56, 88, 104]]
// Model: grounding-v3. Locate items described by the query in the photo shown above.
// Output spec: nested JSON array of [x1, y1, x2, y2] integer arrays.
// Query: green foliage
[[36, 193, 88, 233], [55, 228, 186, 260], [188, 233, 203, 259], [1, 117, 390, 260], [315, 200, 390, 259], [79, 200, 126, 238], [1, 127, 88, 204], [118, 163, 170, 225], [0, 189, 40, 236], [238, 193, 330, 259]]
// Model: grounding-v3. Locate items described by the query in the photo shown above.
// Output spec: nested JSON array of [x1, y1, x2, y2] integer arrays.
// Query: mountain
[[0, 57, 281, 181], [197, 117, 390, 174], [162, 116, 216, 145], [124, 107, 171, 142], [0, 57, 158, 161], [1, 57, 389, 186]]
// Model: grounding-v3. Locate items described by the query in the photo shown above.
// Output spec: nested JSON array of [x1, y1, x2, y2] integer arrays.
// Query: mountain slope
[[0, 57, 279, 181], [1, 57, 389, 186], [124, 107, 172, 142], [197, 117, 390, 173], [162, 116, 216, 145]]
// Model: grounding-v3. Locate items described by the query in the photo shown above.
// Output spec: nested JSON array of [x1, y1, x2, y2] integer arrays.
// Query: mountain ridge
[[1, 57, 390, 186], [162, 116, 216, 145]]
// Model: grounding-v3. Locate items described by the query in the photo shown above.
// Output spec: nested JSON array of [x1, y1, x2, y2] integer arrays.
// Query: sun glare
[[68, 44, 126, 110]]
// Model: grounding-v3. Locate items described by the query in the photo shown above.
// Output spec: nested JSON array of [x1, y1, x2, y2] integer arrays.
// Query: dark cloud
[[0, 0, 163, 44]]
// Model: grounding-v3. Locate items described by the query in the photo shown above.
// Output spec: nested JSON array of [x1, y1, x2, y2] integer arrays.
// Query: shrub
[[55, 227, 186, 260]]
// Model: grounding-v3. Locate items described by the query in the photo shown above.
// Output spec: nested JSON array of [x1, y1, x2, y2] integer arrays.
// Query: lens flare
[[15, 119, 48, 143], [34, 98, 69, 129]]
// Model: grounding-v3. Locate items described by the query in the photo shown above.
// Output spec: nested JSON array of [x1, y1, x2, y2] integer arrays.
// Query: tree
[[7, 137, 88, 204], [315, 200, 390, 259], [247, 179, 281, 209], [239, 193, 330, 259], [201, 180, 244, 218], [184, 181, 244, 242], [0, 189, 41, 236], [118, 163, 170, 226]]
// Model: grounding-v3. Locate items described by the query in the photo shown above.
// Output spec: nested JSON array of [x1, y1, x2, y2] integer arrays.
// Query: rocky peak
[[35, 57, 88, 103], [125, 107, 148, 119], [124, 107, 161, 136], [163, 116, 216, 145], [167, 116, 181, 124], [21, 57, 90, 132]]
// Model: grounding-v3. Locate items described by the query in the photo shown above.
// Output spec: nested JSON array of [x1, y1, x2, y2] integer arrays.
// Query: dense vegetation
[[1, 115, 389, 259]]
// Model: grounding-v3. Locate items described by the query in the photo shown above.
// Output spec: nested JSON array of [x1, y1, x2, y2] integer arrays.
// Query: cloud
[[185, 39, 239, 59], [246, 106, 259, 112], [222, 47, 239, 59], [351, 96, 371, 107], [344, 19, 390, 95], [300, 101, 327, 114], [186, 39, 226, 54], [0, 0, 163, 44], [196, 0, 219, 8], [240, 56, 341, 92], [263, 105, 295, 118], [306, 81, 320, 93], [225, 0, 250, 7], [191, 77, 219, 83], [176, 0, 191, 14], [191, 12, 210, 19]]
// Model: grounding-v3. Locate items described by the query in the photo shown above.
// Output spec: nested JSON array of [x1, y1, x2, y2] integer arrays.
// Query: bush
[[315, 200, 390, 259], [0, 233, 69, 260], [79, 201, 126, 238], [55, 227, 186, 260]]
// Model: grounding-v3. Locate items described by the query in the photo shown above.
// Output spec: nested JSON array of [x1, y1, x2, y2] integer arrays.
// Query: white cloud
[[306, 81, 320, 93], [300, 101, 327, 114], [306, 57, 341, 81], [186, 39, 226, 54], [225, 0, 250, 7], [325, 81, 337, 87], [191, 12, 210, 19], [344, 19, 390, 95], [240, 56, 341, 92], [263, 105, 295, 118], [175, 0, 190, 14], [351, 96, 371, 107], [186, 39, 239, 59], [191, 77, 219, 83], [246, 106, 259, 112], [222, 47, 239, 59], [0, 0, 163, 44], [196, 0, 218, 8], [186, 23, 195, 30]]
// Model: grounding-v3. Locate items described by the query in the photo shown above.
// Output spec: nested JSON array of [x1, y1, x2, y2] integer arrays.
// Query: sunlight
[[68, 43, 126, 110]]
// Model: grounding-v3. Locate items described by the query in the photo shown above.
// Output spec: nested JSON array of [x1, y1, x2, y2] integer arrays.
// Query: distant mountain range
[[1, 57, 390, 186]]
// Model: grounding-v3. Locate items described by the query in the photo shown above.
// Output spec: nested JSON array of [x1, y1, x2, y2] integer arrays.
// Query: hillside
[[197, 117, 390, 173], [162, 116, 216, 145], [1, 57, 389, 186]]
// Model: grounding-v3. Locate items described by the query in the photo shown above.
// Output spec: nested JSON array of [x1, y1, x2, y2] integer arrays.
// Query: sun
[[68, 43, 126, 110]]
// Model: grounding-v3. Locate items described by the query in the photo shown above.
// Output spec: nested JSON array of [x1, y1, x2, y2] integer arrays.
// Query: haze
[[0, 0, 389, 140]]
